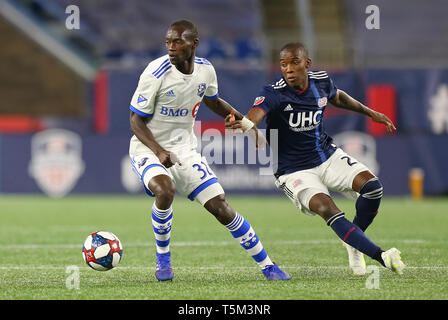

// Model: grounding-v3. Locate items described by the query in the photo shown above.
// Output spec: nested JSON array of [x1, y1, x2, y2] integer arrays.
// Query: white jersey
[[129, 55, 219, 156]]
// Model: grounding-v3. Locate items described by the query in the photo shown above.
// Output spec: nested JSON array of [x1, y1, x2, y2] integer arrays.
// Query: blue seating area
[[2, 0, 448, 196], [23, 0, 263, 68], [344, 0, 448, 68]]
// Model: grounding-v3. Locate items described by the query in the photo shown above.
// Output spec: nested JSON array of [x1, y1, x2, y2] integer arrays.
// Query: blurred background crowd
[[1, 0, 447, 198]]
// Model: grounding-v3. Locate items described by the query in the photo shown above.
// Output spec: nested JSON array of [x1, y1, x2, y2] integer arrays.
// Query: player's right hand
[[225, 110, 243, 132], [225, 111, 267, 150], [157, 150, 181, 168], [169, 152, 182, 166]]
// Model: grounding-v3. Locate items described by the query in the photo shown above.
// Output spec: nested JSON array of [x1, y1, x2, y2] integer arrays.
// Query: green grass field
[[0, 194, 447, 300]]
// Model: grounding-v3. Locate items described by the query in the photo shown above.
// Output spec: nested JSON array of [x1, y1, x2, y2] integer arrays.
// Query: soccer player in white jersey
[[129, 20, 290, 281]]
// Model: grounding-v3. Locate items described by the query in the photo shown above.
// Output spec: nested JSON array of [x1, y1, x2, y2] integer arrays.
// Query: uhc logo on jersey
[[253, 96, 265, 106], [288, 110, 323, 132]]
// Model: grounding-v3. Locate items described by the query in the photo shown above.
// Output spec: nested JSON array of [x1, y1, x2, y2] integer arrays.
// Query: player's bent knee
[[149, 175, 176, 200], [309, 193, 340, 221], [359, 177, 383, 200], [204, 194, 235, 225], [316, 207, 339, 222], [204, 193, 227, 215]]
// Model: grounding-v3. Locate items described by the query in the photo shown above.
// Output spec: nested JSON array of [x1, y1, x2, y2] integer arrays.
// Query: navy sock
[[328, 212, 383, 261], [353, 178, 383, 232]]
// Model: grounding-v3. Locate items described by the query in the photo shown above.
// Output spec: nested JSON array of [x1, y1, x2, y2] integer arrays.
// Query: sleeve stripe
[[130, 105, 153, 117], [250, 106, 267, 116], [152, 59, 170, 75], [204, 93, 219, 100], [154, 65, 172, 79], [194, 57, 212, 66]]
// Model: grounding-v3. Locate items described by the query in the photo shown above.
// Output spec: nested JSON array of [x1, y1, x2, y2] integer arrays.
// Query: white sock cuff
[[225, 212, 244, 231], [152, 203, 173, 219]]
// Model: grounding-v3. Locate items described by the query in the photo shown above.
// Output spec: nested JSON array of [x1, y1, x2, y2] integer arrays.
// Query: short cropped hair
[[280, 42, 309, 58], [170, 19, 199, 40]]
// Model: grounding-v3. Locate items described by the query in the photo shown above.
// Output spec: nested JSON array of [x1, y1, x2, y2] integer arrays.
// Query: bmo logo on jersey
[[160, 102, 201, 118], [288, 110, 323, 132], [160, 106, 189, 117]]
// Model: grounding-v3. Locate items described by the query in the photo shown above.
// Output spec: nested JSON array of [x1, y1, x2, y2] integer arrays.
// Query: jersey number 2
[[341, 156, 357, 166]]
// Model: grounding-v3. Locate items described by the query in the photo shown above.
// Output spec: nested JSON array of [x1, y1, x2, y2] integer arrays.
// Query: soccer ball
[[82, 231, 123, 271]]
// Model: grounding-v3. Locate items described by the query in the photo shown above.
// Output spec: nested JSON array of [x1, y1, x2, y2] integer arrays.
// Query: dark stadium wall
[[0, 132, 447, 197], [0, 16, 87, 117]]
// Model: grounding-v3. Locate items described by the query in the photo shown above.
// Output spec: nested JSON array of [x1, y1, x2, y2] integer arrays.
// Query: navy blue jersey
[[251, 71, 338, 177]]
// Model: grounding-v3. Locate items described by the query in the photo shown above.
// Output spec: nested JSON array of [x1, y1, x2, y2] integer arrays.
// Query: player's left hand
[[370, 111, 396, 132]]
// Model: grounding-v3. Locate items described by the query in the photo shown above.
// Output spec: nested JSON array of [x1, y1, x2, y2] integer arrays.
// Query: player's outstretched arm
[[330, 89, 396, 132], [225, 108, 265, 130], [204, 96, 263, 137], [224, 108, 267, 150], [129, 111, 179, 167], [203, 97, 244, 120]]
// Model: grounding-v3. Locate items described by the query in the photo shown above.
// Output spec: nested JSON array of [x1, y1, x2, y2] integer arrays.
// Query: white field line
[[0, 265, 447, 271], [0, 239, 427, 250]]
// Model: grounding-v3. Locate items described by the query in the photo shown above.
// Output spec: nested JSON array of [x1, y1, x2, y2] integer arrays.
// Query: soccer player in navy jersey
[[226, 42, 405, 275]]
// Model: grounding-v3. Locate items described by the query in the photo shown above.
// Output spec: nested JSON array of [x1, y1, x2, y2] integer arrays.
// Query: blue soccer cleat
[[155, 252, 174, 281], [262, 263, 291, 280]]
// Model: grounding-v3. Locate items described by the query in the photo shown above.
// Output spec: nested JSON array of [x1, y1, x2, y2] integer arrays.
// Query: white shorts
[[275, 148, 370, 216], [130, 150, 224, 206]]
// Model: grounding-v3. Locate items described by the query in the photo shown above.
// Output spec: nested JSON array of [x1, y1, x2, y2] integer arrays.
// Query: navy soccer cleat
[[262, 263, 290, 280], [155, 252, 174, 281]]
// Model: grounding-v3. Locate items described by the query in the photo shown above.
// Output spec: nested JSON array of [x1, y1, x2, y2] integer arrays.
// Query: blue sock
[[151, 204, 173, 254], [353, 178, 383, 232], [328, 212, 382, 260], [225, 213, 273, 269]]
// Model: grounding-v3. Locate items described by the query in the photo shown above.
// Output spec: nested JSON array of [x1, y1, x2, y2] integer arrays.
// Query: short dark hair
[[170, 19, 199, 40], [280, 42, 309, 58]]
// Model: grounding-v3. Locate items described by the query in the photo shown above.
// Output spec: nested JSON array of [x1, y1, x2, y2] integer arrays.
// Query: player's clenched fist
[[225, 110, 240, 130], [156, 150, 181, 168], [225, 110, 255, 134]]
